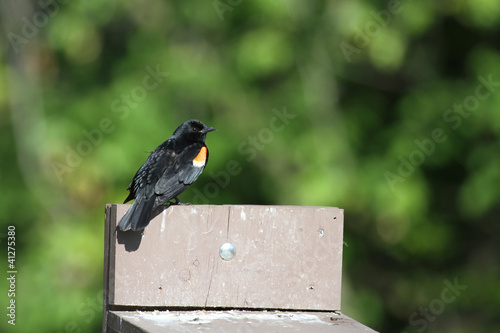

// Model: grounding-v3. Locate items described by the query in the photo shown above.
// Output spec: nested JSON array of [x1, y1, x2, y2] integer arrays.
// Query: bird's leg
[[163, 197, 179, 206], [162, 197, 191, 206]]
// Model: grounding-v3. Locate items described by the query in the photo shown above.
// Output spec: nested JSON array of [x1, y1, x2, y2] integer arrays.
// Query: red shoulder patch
[[193, 147, 207, 167]]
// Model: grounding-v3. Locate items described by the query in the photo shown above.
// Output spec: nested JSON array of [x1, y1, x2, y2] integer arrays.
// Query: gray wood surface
[[107, 310, 377, 333], [104, 204, 343, 310]]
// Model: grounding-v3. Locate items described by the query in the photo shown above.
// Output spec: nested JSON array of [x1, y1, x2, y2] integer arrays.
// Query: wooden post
[[103, 204, 377, 332]]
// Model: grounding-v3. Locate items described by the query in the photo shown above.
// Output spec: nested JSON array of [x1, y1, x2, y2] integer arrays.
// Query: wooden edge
[[107, 311, 141, 333], [107, 310, 378, 333], [103, 204, 117, 333]]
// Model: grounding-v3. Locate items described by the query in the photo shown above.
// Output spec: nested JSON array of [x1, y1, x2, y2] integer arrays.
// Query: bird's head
[[174, 119, 217, 144]]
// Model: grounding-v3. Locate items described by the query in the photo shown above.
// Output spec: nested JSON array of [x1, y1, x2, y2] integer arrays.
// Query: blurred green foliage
[[1, 0, 500, 332]]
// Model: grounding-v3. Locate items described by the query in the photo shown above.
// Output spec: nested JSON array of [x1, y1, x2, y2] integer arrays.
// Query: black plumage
[[117, 119, 216, 231]]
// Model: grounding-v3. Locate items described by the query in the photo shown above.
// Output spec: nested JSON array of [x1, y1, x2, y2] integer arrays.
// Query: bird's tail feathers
[[117, 195, 156, 231]]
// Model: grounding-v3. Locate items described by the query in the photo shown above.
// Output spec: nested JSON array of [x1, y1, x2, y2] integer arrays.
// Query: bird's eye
[[192, 127, 198, 132]]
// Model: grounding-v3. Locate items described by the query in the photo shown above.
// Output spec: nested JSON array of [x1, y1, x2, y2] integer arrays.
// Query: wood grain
[[104, 204, 343, 311]]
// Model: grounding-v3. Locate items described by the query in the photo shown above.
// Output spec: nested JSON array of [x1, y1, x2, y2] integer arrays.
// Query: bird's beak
[[202, 126, 217, 133]]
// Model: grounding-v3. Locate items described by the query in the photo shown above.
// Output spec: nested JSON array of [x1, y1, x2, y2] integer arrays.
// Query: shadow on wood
[[116, 230, 143, 252]]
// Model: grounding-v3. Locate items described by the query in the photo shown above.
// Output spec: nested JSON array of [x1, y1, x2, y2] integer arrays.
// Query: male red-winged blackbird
[[117, 119, 216, 231]]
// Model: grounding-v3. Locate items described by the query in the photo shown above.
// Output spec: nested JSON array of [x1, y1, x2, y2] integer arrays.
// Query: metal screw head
[[219, 242, 236, 261]]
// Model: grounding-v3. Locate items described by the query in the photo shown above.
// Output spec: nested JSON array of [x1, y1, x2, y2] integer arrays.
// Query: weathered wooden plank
[[107, 310, 377, 333], [105, 204, 343, 311], [207, 205, 343, 309]]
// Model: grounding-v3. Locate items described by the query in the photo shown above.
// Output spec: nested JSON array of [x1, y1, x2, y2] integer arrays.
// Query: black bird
[[117, 119, 216, 231]]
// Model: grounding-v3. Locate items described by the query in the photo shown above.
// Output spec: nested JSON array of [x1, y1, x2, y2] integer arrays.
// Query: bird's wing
[[126, 148, 177, 201], [155, 144, 208, 196], [176, 144, 209, 185]]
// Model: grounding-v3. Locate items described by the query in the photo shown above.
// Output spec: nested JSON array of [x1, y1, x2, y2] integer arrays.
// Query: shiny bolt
[[219, 242, 236, 261]]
